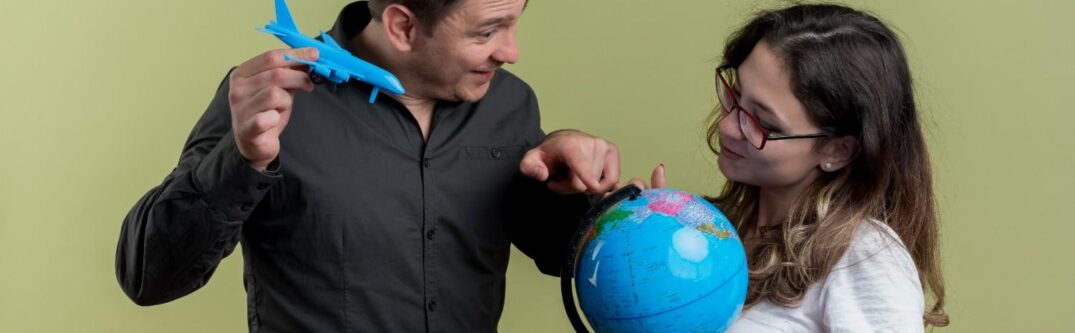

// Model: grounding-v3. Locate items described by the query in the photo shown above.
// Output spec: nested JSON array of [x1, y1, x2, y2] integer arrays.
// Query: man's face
[[408, 0, 525, 102]]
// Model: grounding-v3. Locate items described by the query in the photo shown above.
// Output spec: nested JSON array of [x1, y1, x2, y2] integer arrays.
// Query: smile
[[720, 143, 745, 160]]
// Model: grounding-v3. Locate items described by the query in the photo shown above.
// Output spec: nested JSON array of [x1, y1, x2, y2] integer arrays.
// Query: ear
[[819, 135, 858, 172], [380, 4, 420, 52]]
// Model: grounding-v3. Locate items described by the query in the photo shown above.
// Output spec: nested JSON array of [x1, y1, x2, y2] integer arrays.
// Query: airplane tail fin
[[274, 0, 299, 32]]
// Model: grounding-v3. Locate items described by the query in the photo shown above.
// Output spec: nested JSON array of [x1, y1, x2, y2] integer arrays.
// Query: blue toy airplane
[[259, 0, 405, 103]]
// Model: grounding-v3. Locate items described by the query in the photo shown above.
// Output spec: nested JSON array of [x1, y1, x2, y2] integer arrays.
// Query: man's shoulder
[[489, 68, 535, 98]]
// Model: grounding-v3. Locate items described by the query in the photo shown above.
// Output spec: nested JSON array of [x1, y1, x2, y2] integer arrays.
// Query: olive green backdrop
[[1, 0, 1072, 332]]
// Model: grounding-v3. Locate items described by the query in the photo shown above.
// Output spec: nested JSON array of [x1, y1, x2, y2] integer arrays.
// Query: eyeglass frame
[[715, 66, 833, 150]]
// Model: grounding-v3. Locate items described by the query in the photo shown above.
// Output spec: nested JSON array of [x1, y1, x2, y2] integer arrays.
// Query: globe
[[569, 188, 748, 333]]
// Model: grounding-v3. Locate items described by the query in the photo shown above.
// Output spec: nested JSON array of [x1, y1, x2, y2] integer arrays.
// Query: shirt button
[[423, 158, 431, 168], [490, 148, 503, 158], [427, 301, 438, 311], [426, 229, 436, 240]]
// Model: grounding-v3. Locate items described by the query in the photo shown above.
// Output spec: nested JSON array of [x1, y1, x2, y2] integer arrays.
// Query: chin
[[717, 163, 754, 186], [457, 84, 492, 103], [717, 158, 736, 178]]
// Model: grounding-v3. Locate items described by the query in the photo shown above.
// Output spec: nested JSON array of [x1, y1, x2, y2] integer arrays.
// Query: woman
[[637, 4, 948, 331]]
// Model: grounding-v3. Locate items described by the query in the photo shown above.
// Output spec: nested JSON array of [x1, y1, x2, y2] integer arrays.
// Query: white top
[[726, 220, 925, 333]]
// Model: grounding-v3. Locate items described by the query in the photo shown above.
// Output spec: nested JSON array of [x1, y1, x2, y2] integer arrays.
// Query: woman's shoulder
[[827, 219, 921, 295], [817, 219, 925, 332], [728, 220, 926, 333], [833, 219, 917, 272]]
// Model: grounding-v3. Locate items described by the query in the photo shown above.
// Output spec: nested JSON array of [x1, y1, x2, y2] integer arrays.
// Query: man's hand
[[228, 48, 318, 171], [520, 130, 620, 194]]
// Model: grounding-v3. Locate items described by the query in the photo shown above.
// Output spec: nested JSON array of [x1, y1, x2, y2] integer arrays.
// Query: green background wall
[[1, 0, 1072, 331]]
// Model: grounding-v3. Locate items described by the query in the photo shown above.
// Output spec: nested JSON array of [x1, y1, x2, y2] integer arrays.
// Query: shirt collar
[[326, 1, 373, 55]]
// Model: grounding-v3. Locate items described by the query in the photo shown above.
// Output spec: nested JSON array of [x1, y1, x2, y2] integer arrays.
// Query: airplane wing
[[319, 31, 346, 52], [284, 55, 353, 84], [283, 55, 383, 103], [257, 26, 287, 37], [264, 0, 397, 104]]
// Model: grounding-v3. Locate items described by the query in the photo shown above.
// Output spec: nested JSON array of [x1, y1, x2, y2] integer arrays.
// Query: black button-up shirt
[[115, 2, 589, 332]]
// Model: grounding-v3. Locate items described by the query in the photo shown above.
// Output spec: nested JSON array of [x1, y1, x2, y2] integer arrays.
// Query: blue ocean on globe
[[574, 188, 748, 333]]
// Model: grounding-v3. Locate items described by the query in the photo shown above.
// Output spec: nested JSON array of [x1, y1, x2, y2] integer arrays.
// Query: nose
[[492, 30, 520, 64]]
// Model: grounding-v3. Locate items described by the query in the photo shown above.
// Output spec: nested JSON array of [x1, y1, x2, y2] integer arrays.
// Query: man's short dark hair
[[368, 0, 465, 34]]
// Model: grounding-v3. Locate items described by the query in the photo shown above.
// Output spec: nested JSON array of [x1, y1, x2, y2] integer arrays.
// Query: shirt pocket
[[455, 145, 528, 251], [463, 145, 527, 161]]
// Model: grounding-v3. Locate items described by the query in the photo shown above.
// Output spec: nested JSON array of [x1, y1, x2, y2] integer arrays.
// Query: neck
[[352, 20, 436, 111], [756, 188, 794, 228], [354, 21, 437, 139], [755, 172, 819, 228]]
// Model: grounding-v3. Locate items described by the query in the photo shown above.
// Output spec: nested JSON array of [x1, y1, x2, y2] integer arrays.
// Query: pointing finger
[[598, 143, 621, 192], [520, 149, 551, 181]]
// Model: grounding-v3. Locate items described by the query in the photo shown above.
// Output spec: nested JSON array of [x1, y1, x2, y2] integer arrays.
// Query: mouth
[[471, 69, 497, 81], [719, 143, 745, 160]]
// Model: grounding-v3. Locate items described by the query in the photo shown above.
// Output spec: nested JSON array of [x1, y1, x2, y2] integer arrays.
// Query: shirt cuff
[[194, 135, 281, 221]]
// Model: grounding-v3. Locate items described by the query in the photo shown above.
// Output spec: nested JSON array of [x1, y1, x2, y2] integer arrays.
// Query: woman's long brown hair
[[706, 4, 948, 327]]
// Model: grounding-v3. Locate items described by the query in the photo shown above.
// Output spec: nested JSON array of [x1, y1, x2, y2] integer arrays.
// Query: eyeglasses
[[716, 66, 832, 150]]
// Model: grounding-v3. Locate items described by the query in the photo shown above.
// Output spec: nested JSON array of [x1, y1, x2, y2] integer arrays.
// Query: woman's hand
[[615, 164, 667, 195]]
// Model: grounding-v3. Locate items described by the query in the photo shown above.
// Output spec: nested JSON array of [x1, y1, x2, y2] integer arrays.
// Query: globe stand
[[561, 184, 643, 333]]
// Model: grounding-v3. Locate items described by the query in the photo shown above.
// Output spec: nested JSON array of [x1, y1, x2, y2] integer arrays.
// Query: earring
[[823, 162, 833, 171]]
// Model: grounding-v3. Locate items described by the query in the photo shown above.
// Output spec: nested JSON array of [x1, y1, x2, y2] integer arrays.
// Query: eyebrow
[[734, 68, 790, 128], [733, 73, 774, 116], [743, 98, 787, 127], [476, 15, 516, 29], [746, 99, 775, 116]]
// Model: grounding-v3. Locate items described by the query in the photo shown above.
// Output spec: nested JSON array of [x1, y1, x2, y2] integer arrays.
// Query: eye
[[478, 29, 497, 40], [758, 121, 781, 133]]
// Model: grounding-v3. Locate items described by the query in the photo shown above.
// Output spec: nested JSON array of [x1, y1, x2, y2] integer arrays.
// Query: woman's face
[[715, 41, 829, 191]]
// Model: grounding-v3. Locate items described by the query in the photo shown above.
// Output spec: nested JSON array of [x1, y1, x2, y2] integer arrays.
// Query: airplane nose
[[387, 77, 405, 94], [371, 72, 403, 94]]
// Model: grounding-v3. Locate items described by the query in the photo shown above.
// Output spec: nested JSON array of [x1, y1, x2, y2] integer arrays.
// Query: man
[[115, 0, 621, 331]]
